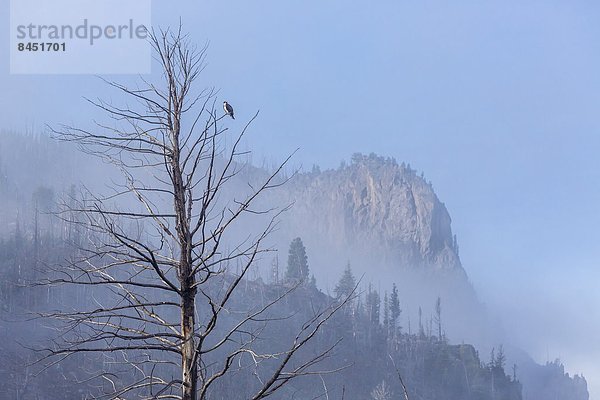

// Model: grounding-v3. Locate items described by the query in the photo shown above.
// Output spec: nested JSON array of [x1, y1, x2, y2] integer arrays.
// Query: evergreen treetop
[[285, 237, 309, 282], [335, 262, 356, 298]]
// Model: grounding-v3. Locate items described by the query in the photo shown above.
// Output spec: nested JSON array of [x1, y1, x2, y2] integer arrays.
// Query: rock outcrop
[[278, 153, 463, 276]]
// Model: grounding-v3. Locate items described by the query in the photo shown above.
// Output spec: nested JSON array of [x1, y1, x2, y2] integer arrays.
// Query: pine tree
[[335, 262, 356, 299], [389, 283, 401, 336], [284, 237, 309, 283], [418, 306, 425, 338], [434, 296, 442, 341], [383, 291, 389, 338], [494, 345, 506, 370], [366, 284, 380, 326], [489, 348, 496, 369]]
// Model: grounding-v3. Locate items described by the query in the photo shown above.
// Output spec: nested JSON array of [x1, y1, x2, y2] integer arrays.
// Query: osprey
[[223, 101, 234, 119]]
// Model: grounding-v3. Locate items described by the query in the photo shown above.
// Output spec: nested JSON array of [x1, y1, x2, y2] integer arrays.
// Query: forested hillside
[[0, 228, 587, 399]]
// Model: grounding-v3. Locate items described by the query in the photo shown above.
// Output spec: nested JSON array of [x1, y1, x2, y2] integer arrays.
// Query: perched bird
[[223, 101, 235, 119]]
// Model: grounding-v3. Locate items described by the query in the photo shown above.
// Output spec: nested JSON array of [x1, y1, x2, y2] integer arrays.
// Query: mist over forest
[[0, 125, 590, 399]]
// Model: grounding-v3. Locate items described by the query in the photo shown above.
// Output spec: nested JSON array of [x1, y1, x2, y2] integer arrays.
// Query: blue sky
[[2, 0, 600, 396]]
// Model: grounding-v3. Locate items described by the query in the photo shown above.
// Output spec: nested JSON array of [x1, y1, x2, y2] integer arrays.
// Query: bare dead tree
[[39, 27, 348, 400], [389, 354, 410, 400]]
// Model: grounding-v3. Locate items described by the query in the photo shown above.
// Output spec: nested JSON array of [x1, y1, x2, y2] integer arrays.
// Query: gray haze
[[1, 0, 600, 397]]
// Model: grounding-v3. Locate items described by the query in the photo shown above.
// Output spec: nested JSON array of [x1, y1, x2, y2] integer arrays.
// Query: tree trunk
[[171, 124, 198, 400], [180, 222, 197, 399], [182, 282, 197, 400]]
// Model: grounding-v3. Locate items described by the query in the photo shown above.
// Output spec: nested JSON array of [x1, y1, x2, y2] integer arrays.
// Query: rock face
[[270, 153, 465, 281]]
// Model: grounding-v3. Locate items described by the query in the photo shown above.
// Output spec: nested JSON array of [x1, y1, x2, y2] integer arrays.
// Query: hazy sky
[[2, 0, 600, 397]]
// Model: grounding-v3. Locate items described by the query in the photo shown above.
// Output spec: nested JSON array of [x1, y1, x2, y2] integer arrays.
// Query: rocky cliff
[[278, 153, 463, 276]]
